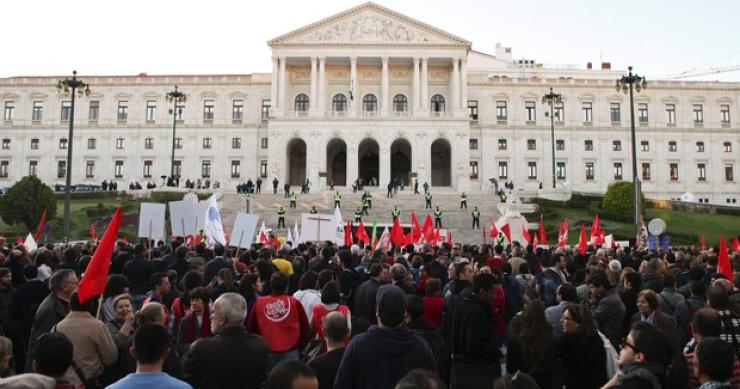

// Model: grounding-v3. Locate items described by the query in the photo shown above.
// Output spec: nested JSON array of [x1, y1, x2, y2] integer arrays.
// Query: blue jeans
[[263, 349, 300, 389]]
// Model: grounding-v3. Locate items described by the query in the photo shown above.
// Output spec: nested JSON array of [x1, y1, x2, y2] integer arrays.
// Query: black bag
[[449, 354, 501, 389]]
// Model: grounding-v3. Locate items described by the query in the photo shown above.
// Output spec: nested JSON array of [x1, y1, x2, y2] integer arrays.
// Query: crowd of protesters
[[0, 233, 738, 389]]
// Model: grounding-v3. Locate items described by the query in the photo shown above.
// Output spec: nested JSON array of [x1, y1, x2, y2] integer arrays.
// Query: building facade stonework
[[0, 2, 738, 204]]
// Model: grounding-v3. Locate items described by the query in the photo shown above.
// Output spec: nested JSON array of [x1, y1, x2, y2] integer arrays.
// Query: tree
[[601, 181, 644, 219], [0, 176, 56, 231]]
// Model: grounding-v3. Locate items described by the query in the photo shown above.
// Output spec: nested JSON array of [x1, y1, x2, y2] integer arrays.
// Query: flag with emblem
[[204, 195, 226, 245]]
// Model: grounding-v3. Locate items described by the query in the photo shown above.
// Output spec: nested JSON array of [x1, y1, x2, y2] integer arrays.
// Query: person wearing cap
[[334, 285, 435, 389]]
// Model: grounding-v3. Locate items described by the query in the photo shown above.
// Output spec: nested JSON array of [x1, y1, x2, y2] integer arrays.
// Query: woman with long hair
[[506, 299, 557, 389], [555, 304, 608, 389], [101, 274, 130, 323], [238, 273, 262, 322], [170, 270, 203, 331]]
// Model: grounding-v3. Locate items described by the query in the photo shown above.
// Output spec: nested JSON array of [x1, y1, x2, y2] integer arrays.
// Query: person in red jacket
[[248, 272, 310, 375]]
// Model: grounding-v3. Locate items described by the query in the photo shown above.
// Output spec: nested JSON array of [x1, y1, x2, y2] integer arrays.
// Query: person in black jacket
[[605, 322, 674, 389], [307, 311, 347, 389], [555, 304, 608, 389], [9, 265, 48, 370], [122, 244, 157, 306], [353, 263, 389, 325]]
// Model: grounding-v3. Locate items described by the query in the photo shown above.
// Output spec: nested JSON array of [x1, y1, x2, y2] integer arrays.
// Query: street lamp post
[[616, 66, 647, 236], [56, 71, 90, 239], [166, 86, 186, 185], [542, 88, 562, 189]]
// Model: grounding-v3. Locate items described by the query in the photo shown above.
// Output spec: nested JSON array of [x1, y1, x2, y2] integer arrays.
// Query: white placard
[[169, 201, 191, 237], [229, 213, 259, 248], [185, 203, 209, 234], [300, 213, 336, 242], [138, 203, 166, 240]]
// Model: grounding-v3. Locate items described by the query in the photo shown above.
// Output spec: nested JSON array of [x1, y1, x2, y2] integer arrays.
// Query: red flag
[[447, 231, 454, 247], [421, 214, 434, 240], [78, 207, 122, 304], [403, 229, 414, 246], [411, 212, 422, 243], [558, 218, 569, 248], [355, 219, 369, 246], [344, 221, 354, 247], [699, 234, 706, 250], [532, 233, 539, 248], [34, 209, 47, 240], [732, 236, 740, 253], [538, 215, 548, 245], [489, 221, 499, 238], [500, 224, 512, 244], [577, 224, 588, 255], [89, 223, 96, 240], [14, 237, 23, 245], [521, 225, 531, 244], [590, 213, 602, 245], [718, 235, 732, 279], [390, 217, 404, 245]]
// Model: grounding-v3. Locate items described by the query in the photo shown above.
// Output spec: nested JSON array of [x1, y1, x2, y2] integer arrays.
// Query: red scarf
[[186, 306, 212, 343]]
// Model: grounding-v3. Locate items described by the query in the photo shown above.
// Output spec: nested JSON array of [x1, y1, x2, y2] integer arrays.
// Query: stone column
[[278, 56, 287, 115], [381, 56, 389, 116], [460, 56, 468, 111], [310, 56, 318, 116], [318, 56, 326, 114], [350, 56, 358, 116], [270, 56, 278, 116], [421, 56, 429, 111], [412, 57, 420, 114], [379, 139, 390, 188], [347, 145, 358, 188], [452, 57, 460, 111]]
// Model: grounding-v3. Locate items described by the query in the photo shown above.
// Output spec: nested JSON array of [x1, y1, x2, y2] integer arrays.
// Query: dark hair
[[368, 263, 383, 278], [557, 283, 577, 302], [150, 272, 167, 289], [518, 299, 553, 374], [103, 274, 130, 299], [22, 265, 38, 280], [268, 359, 316, 389], [133, 324, 171, 365], [188, 287, 210, 303], [320, 281, 341, 305], [317, 269, 335, 290], [0, 268, 10, 279], [690, 281, 705, 297], [630, 321, 673, 364], [691, 308, 722, 337], [239, 273, 260, 301], [214, 243, 225, 257], [564, 304, 598, 339], [425, 278, 442, 296], [707, 285, 730, 310], [688, 266, 705, 281], [298, 271, 318, 290], [472, 273, 495, 295], [405, 294, 424, 320], [270, 272, 289, 294], [696, 337, 736, 382], [573, 268, 587, 284], [69, 291, 92, 312], [32, 332, 73, 377], [588, 270, 610, 289], [624, 272, 642, 289], [454, 262, 470, 279], [395, 369, 447, 389], [134, 243, 146, 256], [175, 245, 189, 260], [519, 262, 531, 275], [663, 272, 676, 288]]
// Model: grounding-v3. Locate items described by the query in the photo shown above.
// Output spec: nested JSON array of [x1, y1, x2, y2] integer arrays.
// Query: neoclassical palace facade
[[1, 3, 739, 204]]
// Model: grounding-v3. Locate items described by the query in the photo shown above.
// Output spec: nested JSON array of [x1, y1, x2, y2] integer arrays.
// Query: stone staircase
[[217, 187, 502, 244]]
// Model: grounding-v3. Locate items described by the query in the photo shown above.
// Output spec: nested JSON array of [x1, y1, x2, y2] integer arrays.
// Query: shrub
[[0, 176, 57, 231], [602, 182, 644, 219]]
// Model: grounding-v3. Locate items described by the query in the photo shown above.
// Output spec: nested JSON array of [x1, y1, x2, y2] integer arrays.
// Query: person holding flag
[[471, 206, 480, 229]]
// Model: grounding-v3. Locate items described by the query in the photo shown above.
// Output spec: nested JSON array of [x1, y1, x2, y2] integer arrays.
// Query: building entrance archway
[[390, 139, 412, 187], [326, 138, 347, 186], [431, 138, 451, 186], [286, 138, 306, 186], [358, 138, 379, 186]]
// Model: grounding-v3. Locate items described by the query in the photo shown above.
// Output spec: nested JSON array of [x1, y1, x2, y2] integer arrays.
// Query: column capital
[[350, 56, 358, 63], [413, 56, 420, 64], [421, 56, 429, 63], [271, 55, 279, 62], [318, 55, 326, 62], [381, 56, 389, 63]]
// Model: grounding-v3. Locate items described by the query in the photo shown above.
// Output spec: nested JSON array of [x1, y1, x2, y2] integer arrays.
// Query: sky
[[2, 0, 739, 81]]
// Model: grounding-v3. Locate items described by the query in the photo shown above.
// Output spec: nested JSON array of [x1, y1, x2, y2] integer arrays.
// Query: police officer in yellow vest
[[366, 191, 372, 208], [289, 191, 297, 208], [425, 192, 432, 209], [354, 207, 363, 223], [391, 206, 400, 222], [277, 206, 286, 228], [334, 191, 342, 209], [362, 195, 370, 215], [460, 192, 468, 209], [472, 206, 480, 229], [434, 206, 442, 228]]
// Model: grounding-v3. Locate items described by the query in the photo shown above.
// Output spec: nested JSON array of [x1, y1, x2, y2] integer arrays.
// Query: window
[[143, 160, 152, 178], [175, 102, 185, 121], [638, 103, 648, 123], [332, 94, 347, 114], [173, 160, 182, 177], [59, 138, 67, 149], [57, 161, 66, 179], [114, 160, 124, 178], [116, 138, 125, 150], [668, 141, 677, 152], [232, 99, 243, 121], [28, 160, 37, 176], [697, 164, 706, 181], [721, 104, 730, 124], [525, 101, 536, 122], [585, 140, 593, 151], [260, 160, 268, 178], [32, 101, 43, 121], [613, 162, 623, 180], [612, 140, 622, 151], [693, 104, 703, 124], [527, 139, 536, 150], [30, 138, 39, 150], [60, 101, 72, 121], [469, 161, 479, 179], [261, 99, 271, 120], [640, 141, 649, 152], [670, 163, 679, 181], [556, 139, 565, 151], [724, 142, 732, 152], [556, 162, 566, 179], [697, 141, 705, 152], [498, 161, 508, 179], [498, 139, 507, 150], [666, 104, 676, 125], [261, 138, 268, 149], [553, 102, 564, 122], [394, 94, 408, 114], [469, 139, 478, 150], [87, 138, 96, 149], [86, 160, 95, 178], [585, 162, 595, 180], [496, 101, 507, 121], [203, 100, 215, 121], [0, 161, 7, 178], [174, 138, 182, 149], [527, 162, 537, 179], [468, 100, 478, 120], [1, 139, 9, 149], [726, 164, 734, 182], [362, 94, 377, 115], [202, 137, 212, 149], [431, 94, 445, 113], [3, 101, 14, 121], [232, 137, 241, 149], [642, 163, 651, 181], [89, 100, 99, 121], [582, 102, 593, 123], [144, 137, 154, 149], [295, 94, 309, 114], [117, 101, 128, 121], [610, 103, 621, 123], [146, 100, 157, 122], [201, 160, 211, 178], [231, 160, 241, 178]]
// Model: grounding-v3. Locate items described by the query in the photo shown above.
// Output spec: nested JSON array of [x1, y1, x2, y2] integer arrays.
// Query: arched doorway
[[358, 138, 379, 186], [326, 138, 347, 186], [431, 138, 451, 186], [390, 139, 412, 186], [286, 138, 306, 186]]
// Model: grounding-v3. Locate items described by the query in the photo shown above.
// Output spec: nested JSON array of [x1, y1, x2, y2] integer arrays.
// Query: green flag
[[371, 216, 378, 247]]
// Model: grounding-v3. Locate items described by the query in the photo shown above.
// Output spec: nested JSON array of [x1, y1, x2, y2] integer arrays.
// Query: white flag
[[332, 206, 344, 244], [293, 221, 301, 244], [204, 195, 226, 245], [23, 233, 37, 252], [374, 227, 390, 251], [258, 221, 270, 245], [286, 227, 294, 246]]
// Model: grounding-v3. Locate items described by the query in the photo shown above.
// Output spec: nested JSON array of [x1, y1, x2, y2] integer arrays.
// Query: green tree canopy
[[601, 181, 644, 219], [0, 176, 56, 231]]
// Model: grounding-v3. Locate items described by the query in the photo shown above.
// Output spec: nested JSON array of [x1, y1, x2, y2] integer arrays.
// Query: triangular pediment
[[269, 2, 471, 47]]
